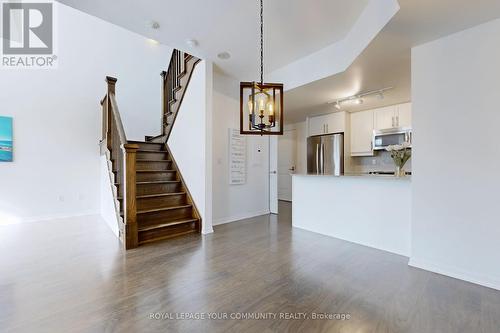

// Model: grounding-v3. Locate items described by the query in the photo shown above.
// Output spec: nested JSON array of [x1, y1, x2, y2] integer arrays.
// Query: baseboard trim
[[213, 209, 271, 226], [13, 211, 100, 225], [202, 227, 214, 235], [408, 257, 500, 291]]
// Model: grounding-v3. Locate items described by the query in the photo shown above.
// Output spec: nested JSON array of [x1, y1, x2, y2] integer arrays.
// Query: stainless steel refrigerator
[[307, 133, 344, 176]]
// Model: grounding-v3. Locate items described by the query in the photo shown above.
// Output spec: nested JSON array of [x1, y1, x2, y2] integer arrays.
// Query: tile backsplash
[[349, 150, 412, 174]]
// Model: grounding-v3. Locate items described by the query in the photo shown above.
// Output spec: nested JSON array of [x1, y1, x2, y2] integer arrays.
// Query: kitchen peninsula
[[292, 174, 411, 256]]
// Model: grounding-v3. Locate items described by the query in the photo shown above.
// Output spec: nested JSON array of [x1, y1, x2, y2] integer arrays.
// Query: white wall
[[100, 156, 120, 237], [168, 61, 214, 234], [212, 72, 270, 225], [0, 3, 172, 223], [410, 18, 500, 290]]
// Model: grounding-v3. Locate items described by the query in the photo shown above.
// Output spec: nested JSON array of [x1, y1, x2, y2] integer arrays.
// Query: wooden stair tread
[[137, 149, 167, 153], [136, 170, 176, 173], [115, 180, 180, 186], [138, 218, 198, 232], [128, 140, 162, 145], [121, 204, 192, 216], [136, 159, 172, 162], [137, 204, 192, 215], [118, 192, 186, 200], [136, 180, 180, 184], [138, 230, 198, 245]]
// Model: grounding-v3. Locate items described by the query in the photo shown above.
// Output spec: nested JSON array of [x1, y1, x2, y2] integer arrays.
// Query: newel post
[[105, 76, 117, 151], [123, 143, 140, 249]]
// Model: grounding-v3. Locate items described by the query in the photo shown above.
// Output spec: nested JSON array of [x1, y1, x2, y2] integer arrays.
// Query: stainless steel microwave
[[373, 127, 412, 151]]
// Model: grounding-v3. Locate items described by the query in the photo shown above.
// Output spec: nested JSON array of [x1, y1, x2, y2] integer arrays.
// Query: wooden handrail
[[154, 49, 200, 142], [109, 93, 127, 144], [101, 76, 138, 249]]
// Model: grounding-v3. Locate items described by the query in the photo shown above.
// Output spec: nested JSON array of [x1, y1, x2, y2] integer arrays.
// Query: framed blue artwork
[[0, 116, 13, 162]]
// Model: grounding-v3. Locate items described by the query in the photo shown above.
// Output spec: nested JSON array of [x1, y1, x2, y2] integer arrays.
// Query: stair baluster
[[101, 76, 139, 249]]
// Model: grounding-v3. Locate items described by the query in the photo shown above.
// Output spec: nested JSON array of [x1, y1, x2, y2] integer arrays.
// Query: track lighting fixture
[[328, 87, 393, 110]]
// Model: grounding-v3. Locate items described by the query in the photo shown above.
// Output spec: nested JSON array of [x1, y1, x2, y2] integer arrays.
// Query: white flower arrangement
[[386, 142, 411, 168], [385, 141, 411, 152]]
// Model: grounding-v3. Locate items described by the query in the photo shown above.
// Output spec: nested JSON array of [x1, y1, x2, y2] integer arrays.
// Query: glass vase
[[395, 166, 406, 177]]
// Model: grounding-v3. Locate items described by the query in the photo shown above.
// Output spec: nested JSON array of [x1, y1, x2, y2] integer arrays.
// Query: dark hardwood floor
[[1, 201, 499, 332]]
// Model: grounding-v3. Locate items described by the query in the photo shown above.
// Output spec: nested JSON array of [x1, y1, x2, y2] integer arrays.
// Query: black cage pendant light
[[240, 0, 284, 135]]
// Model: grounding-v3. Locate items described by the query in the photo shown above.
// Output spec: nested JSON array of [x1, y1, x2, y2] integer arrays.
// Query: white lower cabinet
[[350, 110, 374, 156]]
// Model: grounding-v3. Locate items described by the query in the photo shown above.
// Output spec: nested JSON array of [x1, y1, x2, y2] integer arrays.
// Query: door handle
[[270, 170, 277, 174], [288, 166, 295, 171]]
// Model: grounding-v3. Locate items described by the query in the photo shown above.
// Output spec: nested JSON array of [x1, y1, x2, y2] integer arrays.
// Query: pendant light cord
[[260, 0, 264, 85]]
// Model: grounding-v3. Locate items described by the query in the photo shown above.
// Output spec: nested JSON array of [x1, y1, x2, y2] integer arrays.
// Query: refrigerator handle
[[316, 143, 320, 174], [320, 143, 325, 174]]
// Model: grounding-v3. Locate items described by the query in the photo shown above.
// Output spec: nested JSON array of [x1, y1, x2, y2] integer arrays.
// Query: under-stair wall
[[168, 61, 214, 234]]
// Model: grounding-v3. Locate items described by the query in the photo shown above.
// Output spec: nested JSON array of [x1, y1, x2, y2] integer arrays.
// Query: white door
[[278, 129, 296, 202], [269, 136, 278, 214]]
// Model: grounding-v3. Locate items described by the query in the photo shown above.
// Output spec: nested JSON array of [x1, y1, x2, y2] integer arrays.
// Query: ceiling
[[56, 0, 369, 80], [284, 0, 500, 122]]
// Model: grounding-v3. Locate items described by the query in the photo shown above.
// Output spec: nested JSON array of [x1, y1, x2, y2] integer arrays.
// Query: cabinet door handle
[[326, 124, 329, 133], [392, 116, 395, 128], [396, 116, 399, 127]]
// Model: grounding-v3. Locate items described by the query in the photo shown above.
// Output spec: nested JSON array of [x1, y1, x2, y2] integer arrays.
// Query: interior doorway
[[278, 129, 296, 202]]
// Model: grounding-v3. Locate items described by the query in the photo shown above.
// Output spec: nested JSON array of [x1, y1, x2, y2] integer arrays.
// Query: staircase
[[100, 50, 201, 249]]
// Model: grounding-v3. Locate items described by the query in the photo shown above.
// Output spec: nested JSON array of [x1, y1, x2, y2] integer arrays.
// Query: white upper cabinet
[[374, 105, 397, 130], [396, 102, 412, 128], [374, 103, 412, 130], [325, 112, 346, 134], [350, 110, 374, 156], [308, 114, 329, 136], [308, 112, 346, 136]]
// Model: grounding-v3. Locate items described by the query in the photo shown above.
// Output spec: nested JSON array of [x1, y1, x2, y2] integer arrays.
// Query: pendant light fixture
[[240, 0, 284, 135]]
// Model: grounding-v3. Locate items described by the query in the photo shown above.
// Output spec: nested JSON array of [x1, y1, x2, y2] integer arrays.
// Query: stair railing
[[159, 50, 198, 141], [101, 76, 139, 249]]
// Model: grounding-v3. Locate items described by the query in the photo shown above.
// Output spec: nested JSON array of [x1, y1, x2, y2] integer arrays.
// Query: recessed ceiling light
[[217, 52, 231, 60], [186, 39, 199, 48], [149, 21, 160, 30]]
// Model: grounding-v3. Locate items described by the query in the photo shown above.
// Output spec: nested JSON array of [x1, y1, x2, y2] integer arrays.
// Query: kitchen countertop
[[293, 172, 411, 179]]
